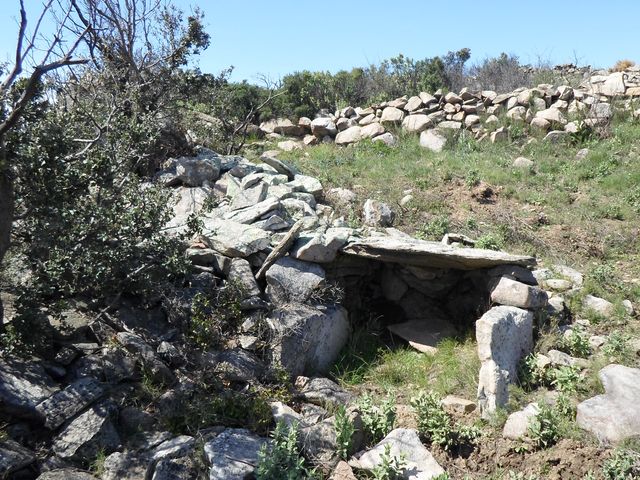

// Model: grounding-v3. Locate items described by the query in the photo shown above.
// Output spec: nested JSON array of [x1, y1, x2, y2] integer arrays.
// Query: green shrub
[[256, 421, 316, 480], [602, 331, 631, 359], [549, 365, 581, 393], [602, 449, 640, 479], [559, 329, 591, 358], [416, 216, 449, 240], [372, 444, 406, 480], [357, 394, 396, 444], [187, 284, 245, 350], [475, 234, 503, 251], [334, 405, 355, 460], [528, 403, 561, 449], [410, 391, 482, 451]]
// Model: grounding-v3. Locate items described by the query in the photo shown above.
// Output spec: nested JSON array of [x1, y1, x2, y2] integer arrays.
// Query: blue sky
[[1, 1, 638, 84]]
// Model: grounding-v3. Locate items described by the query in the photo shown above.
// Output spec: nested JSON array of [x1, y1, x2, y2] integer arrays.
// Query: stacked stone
[[258, 66, 640, 152]]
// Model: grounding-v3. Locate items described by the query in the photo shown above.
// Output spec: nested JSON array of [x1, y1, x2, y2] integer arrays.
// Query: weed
[[411, 391, 482, 451], [602, 449, 640, 479], [358, 394, 396, 444], [256, 421, 316, 480], [371, 444, 406, 480], [187, 283, 244, 350], [416, 215, 450, 240], [559, 329, 591, 358], [475, 233, 503, 251], [528, 403, 561, 450], [602, 331, 631, 360], [334, 405, 355, 460], [549, 365, 581, 393], [90, 449, 107, 477], [518, 353, 547, 391]]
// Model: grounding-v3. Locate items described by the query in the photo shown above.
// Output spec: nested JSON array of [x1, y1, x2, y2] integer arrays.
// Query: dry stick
[[255, 219, 306, 280]]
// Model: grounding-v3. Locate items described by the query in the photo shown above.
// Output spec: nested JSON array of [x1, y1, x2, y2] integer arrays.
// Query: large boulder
[[402, 114, 432, 133], [490, 276, 548, 309], [335, 126, 363, 146], [0, 440, 35, 478], [175, 156, 221, 186], [311, 117, 338, 137], [476, 306, 534, 416], [363, 199, 395, 227], [269, 304, 350, 376], [577, 364, 640, 443], [201, 217, 271, 258], [36, 378, 105, 429], [265, 257, 326, 304], [380, 107, 405, 126], [52, 402, 121, 462]]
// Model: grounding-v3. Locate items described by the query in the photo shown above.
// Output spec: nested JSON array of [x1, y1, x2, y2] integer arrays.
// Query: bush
[[559, 329, 591, 358], [528, 403, 561, 449], [410, 391, 482, 451], [372, 444, 406, 480], [468, 53, 530, 93], [602, 449, 640, 479], [256, 421, 316, 480], [357, 394, 396, 444], [334, 405, 355, 460], [612, 60, 636, 72]]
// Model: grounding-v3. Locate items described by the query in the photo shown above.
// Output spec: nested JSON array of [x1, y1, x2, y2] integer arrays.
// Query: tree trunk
[[0, 167, 13, 324]]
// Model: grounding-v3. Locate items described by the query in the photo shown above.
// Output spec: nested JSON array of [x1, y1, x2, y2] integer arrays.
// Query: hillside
[[1, 3, 640, 477]]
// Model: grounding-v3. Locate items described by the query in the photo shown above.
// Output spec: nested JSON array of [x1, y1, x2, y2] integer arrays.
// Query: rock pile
[[2, 142, 636, 478], [258, 66, 640, 152]]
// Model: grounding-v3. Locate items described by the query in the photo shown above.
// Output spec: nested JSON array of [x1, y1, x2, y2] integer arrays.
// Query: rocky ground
[[3, 70, 640, 479]]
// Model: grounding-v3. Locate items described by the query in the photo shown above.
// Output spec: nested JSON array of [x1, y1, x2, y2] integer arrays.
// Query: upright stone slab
[[476, 306, 533, 416]]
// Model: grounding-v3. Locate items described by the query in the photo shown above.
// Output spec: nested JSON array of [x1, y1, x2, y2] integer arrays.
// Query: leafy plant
[[256, 421, 316, 480], [602, 331, 630, 359], [475, 234, 503, 251], [416, 216, 449, 240], [187, 283, 245, 349], [528, 403, 561, 449], [371, 444, 406, 480], [559, 329, 591, 358], [602, 449, 640, 479], [334, 405, 355, 460], [410, 391, 482, 451], [549, 365, 581, 393], [518, 353, 547, 391], [357, 394, 396, 444]]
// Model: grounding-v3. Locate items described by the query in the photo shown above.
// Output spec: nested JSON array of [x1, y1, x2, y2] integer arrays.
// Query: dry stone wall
[[259, 67, 640, 152]]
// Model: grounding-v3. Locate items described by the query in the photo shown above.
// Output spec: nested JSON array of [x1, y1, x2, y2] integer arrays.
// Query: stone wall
[[259, 67, 640, 153]]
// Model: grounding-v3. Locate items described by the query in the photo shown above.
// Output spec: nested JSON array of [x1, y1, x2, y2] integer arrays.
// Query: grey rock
[[228, 258, 260, 298], [265, 257, 326, 304], [357, 428, 445, 480], [490, 276, 548, 309], [441, 395, 476, 415], [175, 156, 221, 186], [297, 377, 353, 408], [36, 469, 98, 480], [0, 357, 58, 420], [223, 197, 280, 224], [290, 228, 351, 263], [152, 456, 199, 480], [547, 349, 588, 368], [577, 364, 640, 443], [477, 306, 534, 416], [583, 294, 614, 317], [213, 348, 265, 383], [36, 377, 104, 430], [310, 117, 338, 137], [341, 235, 535, 270], [201, 217, 271, 258], [363, 199, 395, 227], [269, 304, 350, 377], [0, 440, 35, 478], [270, 401, 304, 428], [380, 107, 405, 126], [287, 174, 324, 199], [260, 155, 298, 180], [335, 126, 363, 145], [420, 129, 447, 153], [102, 451, 149, 480], [52, 402, 120, 461], [513, 156, 534, 169], [402, 114, 432, 133], [116, 332, 175, 386], [503, 403, 540, 439], [204, 428, 267, 480]]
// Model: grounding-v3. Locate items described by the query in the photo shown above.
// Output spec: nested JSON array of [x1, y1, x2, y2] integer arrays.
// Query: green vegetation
[[334, 405, 355, 460], [371, 444, 406, 480], [357, 394, 397, 445], [187, 285, 245, 349], [410, 391, 482, 451], [256, 421, 316, 480]]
